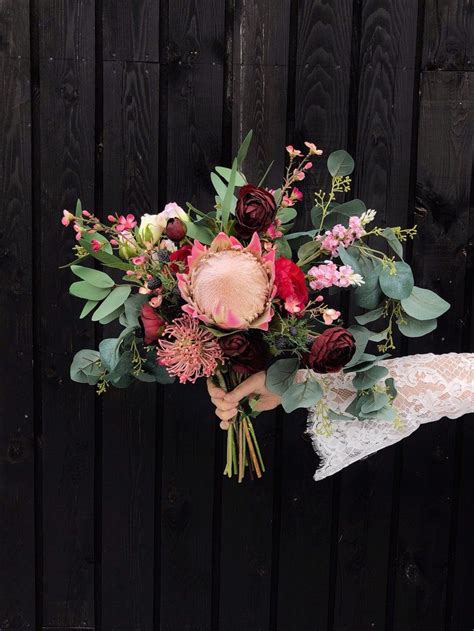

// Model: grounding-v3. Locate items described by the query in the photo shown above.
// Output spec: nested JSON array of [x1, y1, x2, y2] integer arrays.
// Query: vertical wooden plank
[[100, 56, 160, 629], [36, 2, 97, 626], [0, 2, 35, 628], [393, 71, 473, 631], [39, 55, 96, 628], [331, 2, 422, 629], [217, 3, 290, 630], [422, 0, 473, 70], [103, 0, 160, 62], [277, 2, 354, 629], [158, 3, 225, 629]]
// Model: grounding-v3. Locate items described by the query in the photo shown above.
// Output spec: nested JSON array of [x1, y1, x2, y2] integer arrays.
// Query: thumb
[[224, 372, 266, 404]]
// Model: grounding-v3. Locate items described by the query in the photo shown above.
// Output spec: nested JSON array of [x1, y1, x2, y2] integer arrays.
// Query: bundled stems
[[216, 370, 265, 482]]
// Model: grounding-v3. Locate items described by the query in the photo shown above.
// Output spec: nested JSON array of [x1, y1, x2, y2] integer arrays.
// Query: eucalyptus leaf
[[362, 404, 398, 422], [266, 358, 299, 395], [311, 206, 323, 229], [211, 172, 227, 200], [70, 281, 111, 301], [99, 337, 121, 372], [70, 349, 102, 385], [337, 245, 362, 275], [382, 227, 403, 259], [286, 229, 316, 241], [185, 221, 215, 245], [275, 237, 292, 259], [99, 305, 125, 325], [332, 199, 366, 217], [379, 261, 414, 300], [327, 150, 354, 177], [401, 286, 450, 320], [80, 300, 99, 319], [353, 365, 389, 390], [397, 314, 437, 338], [297, 240, 319, 263], [71, 265, 115, 288], [361, 391, 390, 414], [122, 293, 148, 328], [355, 306, 385, 325], [281, 378, 323, 413], [215, 166, 246, 186], [347, 324, 371, 365], [92, 285, 131, 322], [278, 207, 297, 224]]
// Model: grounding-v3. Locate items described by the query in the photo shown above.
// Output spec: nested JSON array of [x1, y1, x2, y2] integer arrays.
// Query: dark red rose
[[307, 327, 356, 373], [166, 217, 187, 242], [169, 244, 192, 273], [234, 184, 277, 239], [139, 303, 166, 345], [219, 332, 268, 375], [274, 257, 308, 314]]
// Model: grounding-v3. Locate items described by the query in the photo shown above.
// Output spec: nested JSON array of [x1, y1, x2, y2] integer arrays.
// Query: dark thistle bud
[[147, 277, 162, 290], [289, 326, 298, 336], [157, 250, 170, 263], [275, 335, 287, 350]]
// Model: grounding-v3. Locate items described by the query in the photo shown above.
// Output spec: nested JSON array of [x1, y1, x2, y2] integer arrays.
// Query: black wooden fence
[[1, 1, 473, 629]]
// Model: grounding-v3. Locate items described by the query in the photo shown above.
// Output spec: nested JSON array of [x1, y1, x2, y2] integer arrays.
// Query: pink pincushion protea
[[177, 232, 276, 330], [157, 316, 224, 383]]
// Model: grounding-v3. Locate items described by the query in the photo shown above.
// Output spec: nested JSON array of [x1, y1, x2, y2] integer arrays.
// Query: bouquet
[[62, 132, 450, 482]]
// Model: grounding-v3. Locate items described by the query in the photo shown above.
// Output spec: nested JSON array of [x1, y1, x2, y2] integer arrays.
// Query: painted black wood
[[0, 1, 473, 630]]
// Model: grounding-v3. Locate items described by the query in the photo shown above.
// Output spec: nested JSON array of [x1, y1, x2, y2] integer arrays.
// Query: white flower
[[159, 202, 188, 225], [138, 213, 164, 245], [117, 231, 140, 259], [349, 272, 365, 287], [160, 238, 177, 253], [360, 208, 377, 225]]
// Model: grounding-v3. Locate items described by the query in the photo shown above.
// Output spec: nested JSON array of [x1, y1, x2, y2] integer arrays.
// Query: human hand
[[207, 371, 282, 430]]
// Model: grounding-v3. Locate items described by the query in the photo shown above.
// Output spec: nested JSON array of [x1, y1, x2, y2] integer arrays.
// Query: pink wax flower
[[303, 162, 313, 170], [266, 219, 283, 240], [91, 239, 102, 252], [286, 145, 302, 157], [322, 308, 341, 325], [157, 315, 224, 384], [131, 255, 147, 265], [61, 210, 75, 227], [292, 187, 303, 201], [304, 142, 323, 156], [293, 170, 305, 181], [116, 213, 137, 232], [177, 232, 276, 331]]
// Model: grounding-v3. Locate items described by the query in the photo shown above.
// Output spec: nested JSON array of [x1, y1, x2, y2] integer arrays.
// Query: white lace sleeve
[[304, 353, 474, 481]]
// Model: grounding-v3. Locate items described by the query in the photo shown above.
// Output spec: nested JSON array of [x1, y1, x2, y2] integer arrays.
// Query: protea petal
[[245, 232, 262, 257], [210, 232, 232, 252]]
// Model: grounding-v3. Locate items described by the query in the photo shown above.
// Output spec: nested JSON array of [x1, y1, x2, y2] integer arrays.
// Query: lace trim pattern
[[304, 353, 474, 481]]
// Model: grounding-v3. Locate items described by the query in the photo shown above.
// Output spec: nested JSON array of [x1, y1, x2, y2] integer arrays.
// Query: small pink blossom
[[139, 286, 151, 294], [131, 255, 147, 265], [316, 216, 366, 257], [61, 210, 75, 227], [281, 195, 294, 207], [315, 295, 324, 302], [303, 162, 313, 170], [116, 213, 137, 233], [286, 145, 303, 157], [73, 223, 82, 241], [110, 239, 118, 246], [82, 210, 91, 218], [292, 187, 303, 201], [91, 239, 102, 252], [308, 261, 364, 290], [266, 221, 283, 239], [304, 142, 323, 156], [108, 214, 116, 222], [293, 169, 305, 181], [149, 295, 163, 308], [322, 308, 341, 325]]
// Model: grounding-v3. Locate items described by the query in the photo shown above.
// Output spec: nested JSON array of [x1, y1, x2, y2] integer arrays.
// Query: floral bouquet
[[63, 132, 449, 482]]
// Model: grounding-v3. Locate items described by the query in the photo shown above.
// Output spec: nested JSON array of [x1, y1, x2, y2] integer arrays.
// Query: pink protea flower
[[157, 316, 224, 383], [177, 232, 276, 331]]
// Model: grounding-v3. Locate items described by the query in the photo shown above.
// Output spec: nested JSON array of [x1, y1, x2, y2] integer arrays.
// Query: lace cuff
[[302, 353, 474, 481]]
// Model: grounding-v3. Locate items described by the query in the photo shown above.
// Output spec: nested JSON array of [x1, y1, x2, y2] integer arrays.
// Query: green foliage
[[80, 299, 99, 319], [185, 221, 215, 245], [327, 150, 355, 177], [379, 261, 414, 300], [401, 286, 450, 320], [92, 286, 131, 322], [352, 365, 389, 390], [397, 314, 437, 337], [70, 281, 111, 301], [71, 265, 115, 288], [355, 306, 385, 325], [381, 227, 403, 259], [236, 130, 253, 168], [215, 166, 246, 186], [275, 237, 292, 259], [70, 349, 102, 385], [221, 158, 238, 226], [80, 239, 133, 271], [281, 378, 323, 413], [277, 207, 297, 224], [266, 358, 299, 395]]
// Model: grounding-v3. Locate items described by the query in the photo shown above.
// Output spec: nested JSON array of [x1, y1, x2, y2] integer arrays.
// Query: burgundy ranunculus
[[234, 184, 277, 239], [307, 327, 356, 373], [219, 332, 268, 375], [139, 303, 166, 345], [169, 243, 192, 274]]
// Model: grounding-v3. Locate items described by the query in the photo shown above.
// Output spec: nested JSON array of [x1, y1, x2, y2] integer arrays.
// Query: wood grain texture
[[393, 71, 474, 631], [39, 0, 95, 60], [103, 0, 160, 62], [0, 56, 35, 631], [159, 381, 216, 631], [333, 2, 421, 628], [39, 57, 96, 628], [157, 3, 226, 626], [277, 2, 354, 628], [0, 0, 30, 58], [101, 60, 160, 631], [422, 0, 474, 70]]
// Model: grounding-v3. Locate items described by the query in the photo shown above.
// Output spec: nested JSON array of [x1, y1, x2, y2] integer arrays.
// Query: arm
[[208, 353, 474, 480]]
